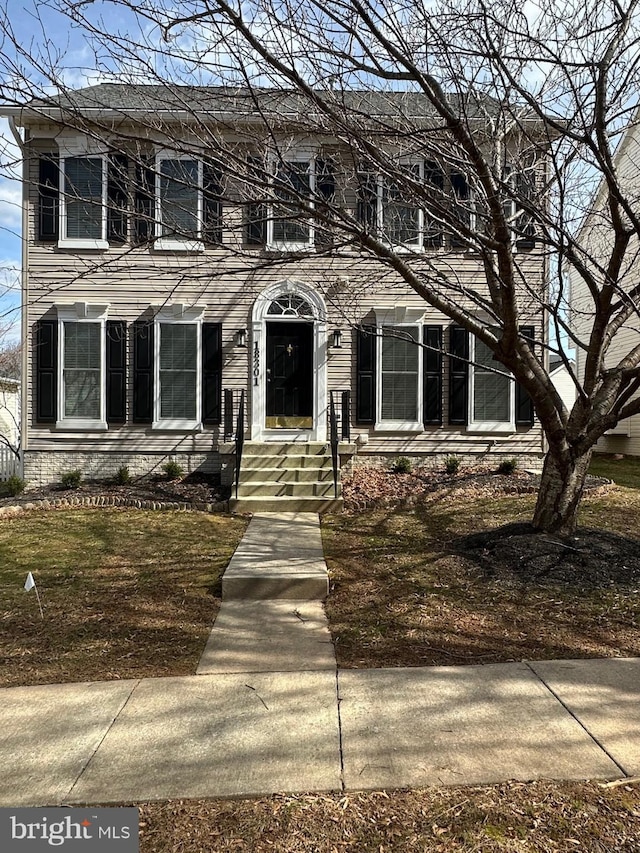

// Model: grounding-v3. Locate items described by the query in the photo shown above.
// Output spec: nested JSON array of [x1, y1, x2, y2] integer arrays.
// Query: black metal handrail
[[329, 391, 339, 499], [223, 388, 234, 442], [340, 390, 351, 442], [234, 389, 245, 500]]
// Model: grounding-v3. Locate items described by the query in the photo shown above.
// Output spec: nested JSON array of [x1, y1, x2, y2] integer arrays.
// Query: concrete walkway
[[2, 513, 640, 806]]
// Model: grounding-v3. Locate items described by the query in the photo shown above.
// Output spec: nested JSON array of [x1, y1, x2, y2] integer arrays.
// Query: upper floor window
[[503, 161, 537, 249], [357, 160, 445, 251], [269, 158, 314, 250], [381, 164, 422, 248], [156, 155, 203, 250], [57, 138, 109, 250]]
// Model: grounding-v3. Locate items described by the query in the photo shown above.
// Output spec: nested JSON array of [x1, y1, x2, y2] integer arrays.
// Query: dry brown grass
[[135, 781, 640, 852], [0, 508, 247, 687], [323, 475, 640, 669]]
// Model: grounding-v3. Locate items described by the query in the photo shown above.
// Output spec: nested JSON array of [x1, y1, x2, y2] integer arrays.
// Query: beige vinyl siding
[[24, 134, 546, 458]]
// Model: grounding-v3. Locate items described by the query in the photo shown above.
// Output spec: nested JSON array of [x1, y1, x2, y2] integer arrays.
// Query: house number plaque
[[253, 341, 260, 386]]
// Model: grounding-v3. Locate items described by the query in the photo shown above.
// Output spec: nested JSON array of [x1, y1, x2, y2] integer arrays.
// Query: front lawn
[[0, 509, 247, 687], [323, 472, 640, 669]]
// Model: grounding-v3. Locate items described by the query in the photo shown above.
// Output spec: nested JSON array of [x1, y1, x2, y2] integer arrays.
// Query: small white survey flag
[[24, 571, 35, 591]]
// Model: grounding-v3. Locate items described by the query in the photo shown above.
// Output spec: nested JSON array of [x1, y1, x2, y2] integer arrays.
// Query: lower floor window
[[61, 320, 104, 425], [470, 336, 513, 428], [379, 325, 421, 426], [156, 322, 200, 426]]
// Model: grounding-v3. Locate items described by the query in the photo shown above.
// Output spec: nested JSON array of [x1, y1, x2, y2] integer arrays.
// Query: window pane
[[159, 324, 197, 419], [382, 165, 420, 245], [381, 326, 419, 420], [160, 159, 199, 238], [63, 322, 101, 419], [473, 338, 510, 422], [273, 161, 310, 244], [65, 157, 103, 239]]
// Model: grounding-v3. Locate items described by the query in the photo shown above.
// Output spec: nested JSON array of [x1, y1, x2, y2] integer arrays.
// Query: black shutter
[[516, 325, 535, 426], [424, 161, 444, 248], [107, 154, 128, 244], [451, 172, 471, 247], [35, 319, 57, 423], [133, 320, 153, 423], [246, 156, 266, 245], [515, 172, 536, 250], [202, 322, 222, 424], [203, 163, 223, 245], [356, 169, 378, 229], [423, 325, 443, 426], [133, 159, 154, 245], [38, 154, 59, 242], [106, 320, 127, 424], [356, 326, 376, 424], [448, 325, 469, 425]]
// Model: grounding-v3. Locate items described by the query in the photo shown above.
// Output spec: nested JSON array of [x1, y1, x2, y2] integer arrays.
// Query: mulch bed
[[342, 464, 611, 512], [0, 472, 231, 511]]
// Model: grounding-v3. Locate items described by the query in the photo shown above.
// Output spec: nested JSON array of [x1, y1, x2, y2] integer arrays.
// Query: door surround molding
[[251, 280, 328, 442]]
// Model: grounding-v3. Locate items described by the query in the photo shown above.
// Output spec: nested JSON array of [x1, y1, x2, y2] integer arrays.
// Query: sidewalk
[[2, 513, 640, 806]]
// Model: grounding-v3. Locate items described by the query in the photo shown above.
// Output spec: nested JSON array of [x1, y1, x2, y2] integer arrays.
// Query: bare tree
[[3, 0, 640, 531], [0, 338, 20, 380]]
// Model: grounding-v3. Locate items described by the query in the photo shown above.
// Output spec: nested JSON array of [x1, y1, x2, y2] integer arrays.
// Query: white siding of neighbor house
[[549, 363, 576, 415], [22, 129, 547, 470], [0, 381, 19, 447]]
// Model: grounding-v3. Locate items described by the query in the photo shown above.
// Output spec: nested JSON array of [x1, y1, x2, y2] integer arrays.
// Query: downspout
[[8, 117, 28, 465]]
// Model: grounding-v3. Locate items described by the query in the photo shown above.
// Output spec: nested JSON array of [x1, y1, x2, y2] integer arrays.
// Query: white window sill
[[374, 421, 422, 433], [154, 239, 204, 253], [58, 239, 109, 251], [267, 242, 314, 252], [152, 420, 202, 431], [466, 423, 516, 434], [56, 419, 108, 431]]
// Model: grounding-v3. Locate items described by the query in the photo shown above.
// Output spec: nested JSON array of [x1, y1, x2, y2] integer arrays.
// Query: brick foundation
[[22, 450, 225, 489]]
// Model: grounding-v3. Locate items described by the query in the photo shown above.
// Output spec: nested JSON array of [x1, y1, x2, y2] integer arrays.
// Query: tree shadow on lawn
[[453, 522, 640, 588], [325, 507, 640, 669]]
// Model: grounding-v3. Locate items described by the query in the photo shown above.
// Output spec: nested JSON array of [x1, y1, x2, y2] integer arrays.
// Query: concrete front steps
[[229, 442, 347, 514]]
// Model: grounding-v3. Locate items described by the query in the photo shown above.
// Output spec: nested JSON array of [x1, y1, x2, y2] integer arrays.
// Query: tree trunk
[[532, 449, 594, 534]]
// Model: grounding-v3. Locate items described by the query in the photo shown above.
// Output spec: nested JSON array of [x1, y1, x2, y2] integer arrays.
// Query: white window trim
[[267, 153, 316, 251], [377, 160, 424, 253], [57, 137, 109, 250], [56, 302, 109, 431], [154, 150, 204, 252], [152, 306, 204, 431], [374, 313, 424, 432], [467, 334, 515, 434]]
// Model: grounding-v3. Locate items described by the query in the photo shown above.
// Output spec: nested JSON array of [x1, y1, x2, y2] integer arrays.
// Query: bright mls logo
[[1, 808, 138, 851]]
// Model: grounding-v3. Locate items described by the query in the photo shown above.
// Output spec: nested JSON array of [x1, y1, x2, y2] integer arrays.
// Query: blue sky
[[0, 0, 140, 342]]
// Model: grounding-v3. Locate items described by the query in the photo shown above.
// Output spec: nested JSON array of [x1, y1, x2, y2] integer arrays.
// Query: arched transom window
[[266, 294, 314, 318]]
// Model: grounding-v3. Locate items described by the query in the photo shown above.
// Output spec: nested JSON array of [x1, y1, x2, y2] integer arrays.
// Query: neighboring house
[[570, 120, 640, 455], [2, 85, 547, 508], [0, 376, 21, 480]]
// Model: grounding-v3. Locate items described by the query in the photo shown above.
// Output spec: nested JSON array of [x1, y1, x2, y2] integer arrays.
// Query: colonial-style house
[[2, 85, 546, 510]]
